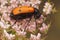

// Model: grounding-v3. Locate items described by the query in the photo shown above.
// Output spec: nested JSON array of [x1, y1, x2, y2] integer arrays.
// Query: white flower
[[22, 1, 31, 6], [36, 18, 43, 24], [0, 0, 8, 6], [19, 0, 25, 4], [1, 18, 5, 24], [39, 23, 48, 33], [0, 6, 8, 13], [16, 29, 26, 36], [0, 18, 10, 29], [37, 33, 41, 40], [30, 0, 41, 4], [12, 23, 26, 36], [2, 13, 10, 21], [10, 0, 17, 3], [9, 19, 16, 26], [43, 2, 53, 15], [26, 22, 36, 32], [0, 21, 5, 28], [30, 0, 41, 8], [30, 33, 41, 40], [11, 4, 17, 8], [12, 24, 20, 31], [10, 0, 18, 8], [4, 30, 15, 40]]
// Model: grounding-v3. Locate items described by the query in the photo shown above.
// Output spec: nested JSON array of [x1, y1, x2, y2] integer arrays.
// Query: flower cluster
[[30, 33, 41, 40], [0, 0, 54, 40], [43, 2, 53, 15], [4, 30, 15, 40]]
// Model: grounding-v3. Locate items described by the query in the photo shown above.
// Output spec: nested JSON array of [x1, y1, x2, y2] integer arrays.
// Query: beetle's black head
[[34, 8, 41, 19], [10, 13, 16, 20]]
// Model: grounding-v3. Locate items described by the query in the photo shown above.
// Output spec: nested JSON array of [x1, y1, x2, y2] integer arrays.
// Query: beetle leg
[[34, 15, 37, 28], [25, 16, 33, 30], [11, 20, 17, 26]]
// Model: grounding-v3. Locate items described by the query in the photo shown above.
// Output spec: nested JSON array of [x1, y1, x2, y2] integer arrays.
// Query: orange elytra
[[12, 6, 35, 15]]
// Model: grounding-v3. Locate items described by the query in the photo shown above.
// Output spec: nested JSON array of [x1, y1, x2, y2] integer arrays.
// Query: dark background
[[45, 0, 60, 40]]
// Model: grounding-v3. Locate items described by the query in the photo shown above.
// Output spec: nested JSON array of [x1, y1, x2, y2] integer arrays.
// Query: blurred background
[[45, 0, 60, 40]]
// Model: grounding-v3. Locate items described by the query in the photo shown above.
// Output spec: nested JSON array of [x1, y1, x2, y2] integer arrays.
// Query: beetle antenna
[[11, 20, 17, 26]]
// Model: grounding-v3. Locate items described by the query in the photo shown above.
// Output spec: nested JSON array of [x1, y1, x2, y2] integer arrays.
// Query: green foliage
[[7, 29, 16, 34], [0, 13, 2, 16], [26, 31, 31, 38], [15, 35, 28, 40], [52, 7, 57, 14]]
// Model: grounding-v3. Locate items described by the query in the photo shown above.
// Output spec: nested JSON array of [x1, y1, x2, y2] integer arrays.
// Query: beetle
[[10, 6, 41, 20]]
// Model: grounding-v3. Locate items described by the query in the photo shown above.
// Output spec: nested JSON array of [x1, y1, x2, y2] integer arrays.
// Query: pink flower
[[30, 33, 41, 40], [0, 21, 6, 28], [0, 18, 10, 29], [9, 19, 16, 26], [10, 4, 18, 8], [22, 1, 31, 6], [12, 24, 20, 31], [16, 29, 26, 36], [10, 0, 18, 8], [2, 13, 10, 21], [26, 21, 36, 32], [30, 0, 41, 8], [36, 18, 43, 24], [36, 15, 44, 24], [16, 19, 28, 30], [4, 30, 15, 40], [43, 2, 53, 15], [30, 0, 41, 4], [7, 6, 13, 13], [39, 23, 48, 33], [10, 0, 17, 3]]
